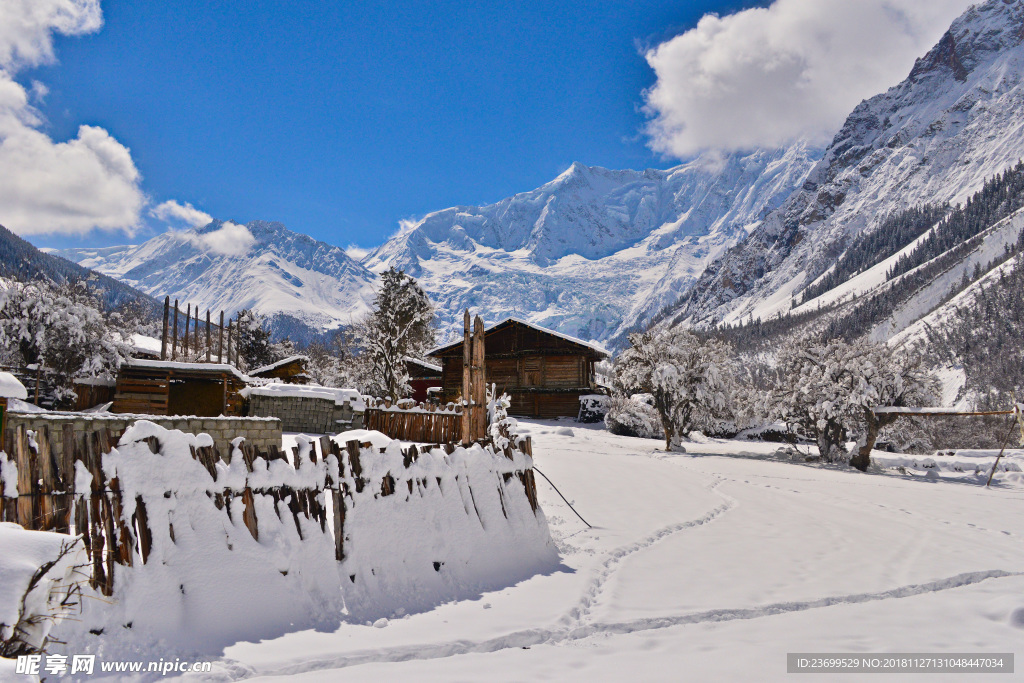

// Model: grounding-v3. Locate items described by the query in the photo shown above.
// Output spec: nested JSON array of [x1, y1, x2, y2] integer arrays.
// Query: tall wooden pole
[[161, 296, 170, 360], [227, 320, 233, 368], [218, 311, 225, 363], [473, 315, 486, 441], [184, 304, 192, 356], [461, 309, 471, 445], [172, 300, 179, 361], [205, 310, 212, 362]]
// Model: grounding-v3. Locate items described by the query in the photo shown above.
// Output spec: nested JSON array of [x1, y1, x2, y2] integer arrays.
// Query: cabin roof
[[122, 358, 250, 383], [405, 356, 442, 373], [248, 354, 309, 376], [427, 317, 609, 359]]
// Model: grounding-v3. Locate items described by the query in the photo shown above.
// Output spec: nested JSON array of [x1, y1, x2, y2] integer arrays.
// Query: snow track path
[[190, 423, 1024, 682]]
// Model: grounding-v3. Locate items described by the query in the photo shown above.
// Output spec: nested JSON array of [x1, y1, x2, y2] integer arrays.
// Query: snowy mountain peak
[[54, 219, 378, 340], [366, 143, 820, 346], [669, 0, 1024, 329]]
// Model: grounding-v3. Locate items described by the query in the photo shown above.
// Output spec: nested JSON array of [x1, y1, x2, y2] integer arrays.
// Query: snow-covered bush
[[605, 394, 663, 440], [0, 525, 85, 657], [614, 328, 735, 449], [773, 337, 938, 469], [577, 394, 610, 423]]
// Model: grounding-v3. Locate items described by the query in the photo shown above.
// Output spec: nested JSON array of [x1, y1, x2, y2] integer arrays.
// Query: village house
[[248, 355, 311, 384], [428, 318, 608, 419], [406, 357, 442, 402]]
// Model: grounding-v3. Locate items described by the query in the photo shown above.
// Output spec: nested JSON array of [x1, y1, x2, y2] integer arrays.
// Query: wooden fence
[[363, 398, 466, 443], [0, 422, 539, 596]]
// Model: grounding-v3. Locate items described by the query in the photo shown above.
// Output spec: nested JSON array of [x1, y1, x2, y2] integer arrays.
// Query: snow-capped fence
[[363, 397, 465, 443], [0, 420, 549, 607]]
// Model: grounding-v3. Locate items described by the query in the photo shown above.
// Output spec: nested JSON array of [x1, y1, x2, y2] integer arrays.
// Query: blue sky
[[22, 0, 765, 251], [5, 0, 974, 254]]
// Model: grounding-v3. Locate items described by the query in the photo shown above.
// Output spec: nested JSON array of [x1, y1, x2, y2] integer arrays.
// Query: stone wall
[[7, 412, 282, 459], [248, 394, 363, 434]]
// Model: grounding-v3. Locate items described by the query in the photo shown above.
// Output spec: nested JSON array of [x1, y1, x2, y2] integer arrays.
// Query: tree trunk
[[850, 410, 896, 472]]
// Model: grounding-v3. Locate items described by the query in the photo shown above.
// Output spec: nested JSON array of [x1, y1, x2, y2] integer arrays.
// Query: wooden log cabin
[[248, 355, 311, 384], [428, 318, 608, 419], [111, 359, 247, 417]]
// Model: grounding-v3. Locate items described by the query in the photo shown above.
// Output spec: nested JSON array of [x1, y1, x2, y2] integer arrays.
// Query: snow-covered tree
[[0, 279, 128, 408], [614, 328, 735, 449], [604, 394, 664, 440], [235, 309, 295, 371], [357, 268, 436, 399], [773, 337, 938, 469]]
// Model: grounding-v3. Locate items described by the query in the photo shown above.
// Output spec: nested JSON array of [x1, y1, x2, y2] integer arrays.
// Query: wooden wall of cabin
[[168, 380, 227, 417], [439, 353, 592, 397], [509, 392, 583, 419]]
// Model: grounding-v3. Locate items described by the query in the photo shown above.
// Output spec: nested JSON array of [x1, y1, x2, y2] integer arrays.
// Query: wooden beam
[[473, 315, 486, 441], [218, 311, 225, 363], [161, 296, 169, 361], [872, 408, 1014, 417], [184, 304, 191, 356], [172, 299, 179, 360], [205, 310, 212, 362], [461, 309, 471, 445]]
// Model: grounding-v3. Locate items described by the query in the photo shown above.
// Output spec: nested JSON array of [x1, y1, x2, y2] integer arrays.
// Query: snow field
[[189, 421, 1024, 681]]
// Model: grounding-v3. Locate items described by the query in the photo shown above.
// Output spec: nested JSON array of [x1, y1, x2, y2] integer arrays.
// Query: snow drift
[[43, 422, 557, 662]]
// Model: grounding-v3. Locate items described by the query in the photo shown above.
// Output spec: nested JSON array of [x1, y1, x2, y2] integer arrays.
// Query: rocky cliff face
[[669, 0, 1024, 329]]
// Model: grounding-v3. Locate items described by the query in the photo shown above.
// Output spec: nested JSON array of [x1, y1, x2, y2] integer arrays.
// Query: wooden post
[[227, 320, 233, 367], [205, 310, 212, 362], [473, 315, 486, 441], [461, 309, 471, 445], [34, 364, 41, 407], [172, 299, 179, 360], [161, 296, 170, 361], [218, 311, 225, 363], [184, 304, 192, 356]]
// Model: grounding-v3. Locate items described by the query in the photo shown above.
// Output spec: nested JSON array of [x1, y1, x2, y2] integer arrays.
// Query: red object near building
[[406, 357, 442, 402]]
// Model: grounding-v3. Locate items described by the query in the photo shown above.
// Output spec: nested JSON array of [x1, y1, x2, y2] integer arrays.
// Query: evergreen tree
[[357, 268, 436, 399]]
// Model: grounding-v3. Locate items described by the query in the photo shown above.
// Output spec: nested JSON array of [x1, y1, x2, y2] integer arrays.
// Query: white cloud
[[344, 244, 370, 261], [643, 0, 977, 157], [151, 199, 213, 228], [0, 0, 147, 237], [0, 0, 101, 71], [186, 221, 256, 257]]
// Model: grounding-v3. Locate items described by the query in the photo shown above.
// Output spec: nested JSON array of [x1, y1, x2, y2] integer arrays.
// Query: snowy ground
[[167, 421, 1024, 682]]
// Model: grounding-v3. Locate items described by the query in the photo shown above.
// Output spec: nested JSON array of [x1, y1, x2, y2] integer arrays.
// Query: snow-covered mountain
[[53, 220, 377, 338], [668, 0, 1024, 330], [367, 144, 819, 345]]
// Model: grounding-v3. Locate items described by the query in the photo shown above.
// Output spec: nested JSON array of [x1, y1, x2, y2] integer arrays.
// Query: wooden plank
[[15, 425, 34, 528], [161, 296, 169, 360], [462, 309, 471, 444], [172, 299, 179, 360]]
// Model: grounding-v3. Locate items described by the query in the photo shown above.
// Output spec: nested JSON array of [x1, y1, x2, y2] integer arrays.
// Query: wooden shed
[[112, 359, 247, 417], [406, 357, 442, 402], [428, 318, 608, 418], [248, 355, 310, 384]]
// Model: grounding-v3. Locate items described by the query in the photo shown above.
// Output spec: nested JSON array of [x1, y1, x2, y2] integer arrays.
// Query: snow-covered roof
[[241, 382, 365, 409], [130, 333, 163, 356], [0, 372, 28, 400], [124, 358, 250, 382], [427, 317, 610, 358], [248, 355, 310, 376], [405, 356, 442, 372]]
